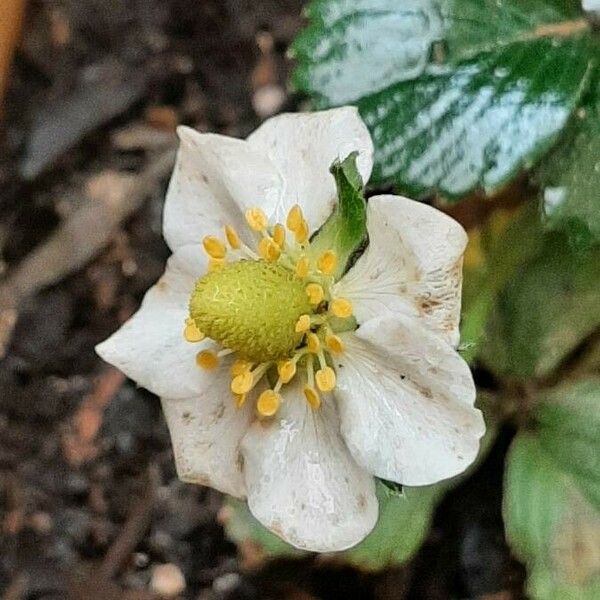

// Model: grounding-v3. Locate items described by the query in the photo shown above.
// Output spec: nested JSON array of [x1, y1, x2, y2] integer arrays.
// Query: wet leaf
[[291, 0, 445, 106], [504, 379, 600, 599], [292, 0, 595, 199], [537, 73, 600, 248]]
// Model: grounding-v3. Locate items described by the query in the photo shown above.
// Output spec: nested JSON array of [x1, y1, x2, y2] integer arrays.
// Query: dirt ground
[[0, 2, 525, 598]]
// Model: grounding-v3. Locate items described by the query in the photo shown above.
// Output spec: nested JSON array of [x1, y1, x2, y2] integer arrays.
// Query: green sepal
[[310, 152, 368, 278]]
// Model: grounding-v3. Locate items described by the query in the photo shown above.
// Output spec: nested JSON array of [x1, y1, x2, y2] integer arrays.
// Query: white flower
[[96, 107, 485, 552]]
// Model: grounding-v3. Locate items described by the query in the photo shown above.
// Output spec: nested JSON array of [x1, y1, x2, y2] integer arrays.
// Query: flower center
[[183, 205, 356, 417], [189, 260, 311, 362]]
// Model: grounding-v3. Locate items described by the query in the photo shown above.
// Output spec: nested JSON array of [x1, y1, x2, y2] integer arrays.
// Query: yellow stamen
[[295, 256, 310, 278], [258, 237, 281, 262], [224, 225, 241, 250], [234, 393, 247, 408], [272, 223, 286, 247], [331, 298, 353, 318], [245, 207, 268, 232], [304, 386, 321, 409], [183, 319, 205, 343], [231, 358, 252, 377], [306, 332, 320, 353], [196, 350, 219, 370], [231, 370, 253, 395], [294, 219, 309, 244], [277, 360, 296, 383], [316, 366, 336, 392], [317, 250, 337, 275], [295, 314, 311, 333], [306, 283, 324, 305], [257, 389, 281, 417], [286, 204, 304, 232], [207, 258, 225, 272], [202, 236, 227, 259], [325, 333, 344, 354]]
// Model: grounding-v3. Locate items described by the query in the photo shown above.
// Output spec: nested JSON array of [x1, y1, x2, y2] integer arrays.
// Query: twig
[[61, 367, 127, 466], [99, 464, 161, 579], [1, 573, 28, 600], [0, 147, 176, 357], [0, 0, 26, 112]]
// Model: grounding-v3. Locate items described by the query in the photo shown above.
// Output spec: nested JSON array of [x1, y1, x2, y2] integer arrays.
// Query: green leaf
[[292, 0, 594, 199], [291, 0, 445, 106], [460, 204, 545, 363], [223, 498, 307, 560], [342, 481, 448, 570], [443, 0, 587, 61], [223, 481, 447, 569], [361, 37, 592, 199], [310, 152, 368, 277], [224, 421, 497, 570], [537, 74, 600, 248], [480, 232, 600, 379], [536, 379, 600, 510], [503, 379, 600, 599]]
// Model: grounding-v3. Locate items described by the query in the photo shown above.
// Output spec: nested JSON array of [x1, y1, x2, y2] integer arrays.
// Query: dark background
[[0, 2, 524, 598]]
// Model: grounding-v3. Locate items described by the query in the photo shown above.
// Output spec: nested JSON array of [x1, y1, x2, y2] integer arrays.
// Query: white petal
[[160, 361, 254, 497], [335, 314, 484, 486], [240, 381, 378, 552], [96, 244, 211, 399], [335, 195, 467, 346], [163, 127, 283, 252], [246, 107, 374, 231]]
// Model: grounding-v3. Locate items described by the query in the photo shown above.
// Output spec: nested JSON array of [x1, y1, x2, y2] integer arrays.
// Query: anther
[[202, 236, 227, 259], [196, 350, 219, 370], [294, 219, 309, 244], [245, 207, 268, 232], [295, 314, 311, 333], [304, 386, 321, 409], [286, 205, 304, 232], [331, 298, 353, 318], [272, 223, 286, 247], [183, 319, 205, 343], [318, 250, 337, 275], [231, 358, 252, 377], [305, 283, 324, 305], [325, 333, 344, 354], [306, 332, 320, 353], [257, 389, 281, 417], [295, 256, 310, 278], [277, 360, 296, 383], [231, 370, 253, 395], [224, 225, 241, 249], [258, 237, 281, 262], [316, 366, 336, 392]]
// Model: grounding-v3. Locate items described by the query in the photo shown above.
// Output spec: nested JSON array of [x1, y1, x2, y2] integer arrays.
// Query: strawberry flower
[[97, 107, 484, 552]]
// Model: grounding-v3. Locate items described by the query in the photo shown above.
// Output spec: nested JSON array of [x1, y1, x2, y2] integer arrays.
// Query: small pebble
[[252, 85, 286, 118], [212, 572, 241, 594], [151, 563, 186, 598], [29, 511, 53, 533]]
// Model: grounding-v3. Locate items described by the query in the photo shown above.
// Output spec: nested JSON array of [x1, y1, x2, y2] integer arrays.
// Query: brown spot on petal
[[357, 493, 367, 512], [269, 519, 285, 539], [417, 295, 443, 315]]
